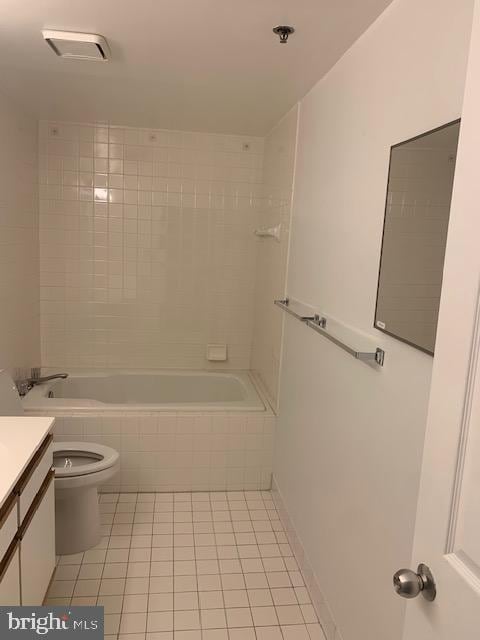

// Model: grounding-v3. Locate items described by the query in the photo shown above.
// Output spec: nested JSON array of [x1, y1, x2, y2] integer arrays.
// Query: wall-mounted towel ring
[[254, 224, 281, 242]]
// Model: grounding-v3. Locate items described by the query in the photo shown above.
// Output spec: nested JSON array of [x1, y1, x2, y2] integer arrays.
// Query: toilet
[[0, 370, 120, 555], [53, 441, 119, 555]]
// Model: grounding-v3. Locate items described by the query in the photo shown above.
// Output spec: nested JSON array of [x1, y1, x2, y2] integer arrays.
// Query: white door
[[401, 3, 480, 638]]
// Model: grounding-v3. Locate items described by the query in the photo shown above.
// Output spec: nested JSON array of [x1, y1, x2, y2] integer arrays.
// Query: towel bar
[[274, 298, 385, 366]]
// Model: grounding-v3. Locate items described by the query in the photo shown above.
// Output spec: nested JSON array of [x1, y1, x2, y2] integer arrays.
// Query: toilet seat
[[53, 442, 119, 478]]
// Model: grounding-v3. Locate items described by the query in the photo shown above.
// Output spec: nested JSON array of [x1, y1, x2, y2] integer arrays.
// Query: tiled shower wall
[[0, 93, 40, 376], [251, 107, 298, 407], [39, 123, 264, 370]]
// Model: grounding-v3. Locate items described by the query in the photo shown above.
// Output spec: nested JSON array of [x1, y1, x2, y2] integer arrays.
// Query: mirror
[[375, 120, 460, 355]]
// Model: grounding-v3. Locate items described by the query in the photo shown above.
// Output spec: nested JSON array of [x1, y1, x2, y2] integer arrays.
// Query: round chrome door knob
[[393, 569, 423, 598], [393, 564, 436, 602]]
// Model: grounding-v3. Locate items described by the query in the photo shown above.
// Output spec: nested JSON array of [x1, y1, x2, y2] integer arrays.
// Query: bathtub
[[23, 370, 264, 412], [23, 369, 273, 492]]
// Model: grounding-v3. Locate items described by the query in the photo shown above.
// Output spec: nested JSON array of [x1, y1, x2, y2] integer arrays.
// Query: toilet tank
[[0, 370, 24, 416]]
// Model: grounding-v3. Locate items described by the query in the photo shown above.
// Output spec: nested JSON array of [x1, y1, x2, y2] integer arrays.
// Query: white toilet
[[53, 441, 119, 555], [0, 370, 120, 555]]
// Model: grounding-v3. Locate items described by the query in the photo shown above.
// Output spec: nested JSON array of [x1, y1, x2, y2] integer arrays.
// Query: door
[[401, 2, 480, 638]]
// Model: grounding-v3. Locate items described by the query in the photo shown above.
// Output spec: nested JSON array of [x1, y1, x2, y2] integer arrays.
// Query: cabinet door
[[0, 543, 21, 605], [20, 476, 55, 605]]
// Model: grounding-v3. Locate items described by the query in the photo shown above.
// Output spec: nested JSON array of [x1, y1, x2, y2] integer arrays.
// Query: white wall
[[252, 106, 298, 406], [0, 92, 40, 377], [38, 122, 263, 370], [273, 1, 474, 640]]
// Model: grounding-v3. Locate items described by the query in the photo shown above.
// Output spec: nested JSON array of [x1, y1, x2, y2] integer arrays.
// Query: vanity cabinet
[[0, 432, 55, 605], [0, 495, 20, 605], [0, 542, 20, 605]]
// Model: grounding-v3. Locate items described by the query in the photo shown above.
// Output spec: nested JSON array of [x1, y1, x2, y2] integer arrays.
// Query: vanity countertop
[[0, 416, 55, 509]]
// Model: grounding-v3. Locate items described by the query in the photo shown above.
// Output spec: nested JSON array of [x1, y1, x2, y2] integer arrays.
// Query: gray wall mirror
[[375, 120, 461, 355]]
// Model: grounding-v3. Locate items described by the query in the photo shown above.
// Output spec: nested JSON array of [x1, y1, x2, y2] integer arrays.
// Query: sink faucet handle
[[30, 367, 41, 380]]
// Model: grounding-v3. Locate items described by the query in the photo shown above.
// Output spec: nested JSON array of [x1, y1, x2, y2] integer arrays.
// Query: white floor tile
[[54, 565, 80, 581], [271, 588, 297, 606], [247, 589, 273, 607], [174, 610, 201, 631], [223, 590, 248, 608], [146, 592, 174, 612], [123, 577, 149, 594], [106, 549, 130, 563], [123, 594, 149, 613], [198, 591, 223, 610], [100, 578, 126, 596], [225, 608, 253, 628], [228, 628, 256, 640], [251, 606, 278, 627], [201, 629, 228, 640], [306, 623, 327, 640], [276, 606, 304, 626], [103, 563, 128, 579], [104, 613, 121, 635], [120, 612, 148, 634], [73, 579, 100, 597], [147, 611, 174, 632], [52, 491, 324, 640], [149, 577, 174, 593], [254, 626, 283, 640], [201, 608, 227, 630], [97, 594, 123, 614], [174, 592, 199, 611], [281, 625, 311, 640]]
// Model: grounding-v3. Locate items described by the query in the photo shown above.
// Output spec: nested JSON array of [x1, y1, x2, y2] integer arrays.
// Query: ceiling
[[0, 0, 393, 135]]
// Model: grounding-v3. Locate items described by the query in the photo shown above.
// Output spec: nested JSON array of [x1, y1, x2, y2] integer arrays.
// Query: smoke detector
[[42, 30, 110, 61]]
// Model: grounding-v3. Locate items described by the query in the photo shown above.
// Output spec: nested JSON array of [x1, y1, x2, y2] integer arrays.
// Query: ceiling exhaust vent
[[42, 30, 110, 61]]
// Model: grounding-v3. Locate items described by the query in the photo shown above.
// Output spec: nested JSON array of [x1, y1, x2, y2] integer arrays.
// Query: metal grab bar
[[274, 298, 385, 367]]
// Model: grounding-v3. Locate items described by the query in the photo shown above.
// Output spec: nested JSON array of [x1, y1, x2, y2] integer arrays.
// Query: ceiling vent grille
[[42, 30, 110, 61]]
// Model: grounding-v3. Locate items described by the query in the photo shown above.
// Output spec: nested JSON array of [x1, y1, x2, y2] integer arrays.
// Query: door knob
[[393, 563, 436, 601]]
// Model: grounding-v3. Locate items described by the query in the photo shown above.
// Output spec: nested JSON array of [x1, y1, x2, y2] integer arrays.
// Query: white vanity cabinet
[[0, 543, 21, 605], [0, 429, 55, 605], [0, 495, 20, 605]]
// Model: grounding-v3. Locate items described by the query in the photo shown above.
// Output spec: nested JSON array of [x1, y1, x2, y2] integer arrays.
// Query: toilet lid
[[53, 441, 119, 477]]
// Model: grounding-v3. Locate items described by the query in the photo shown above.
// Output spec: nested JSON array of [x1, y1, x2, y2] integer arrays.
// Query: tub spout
[[15, 371, 68, 396], [28, 372, 69, 385]]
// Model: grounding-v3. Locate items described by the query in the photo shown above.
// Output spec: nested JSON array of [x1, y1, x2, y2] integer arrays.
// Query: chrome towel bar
[[274, 298, 325, 324], [274, 298, 385, 367]]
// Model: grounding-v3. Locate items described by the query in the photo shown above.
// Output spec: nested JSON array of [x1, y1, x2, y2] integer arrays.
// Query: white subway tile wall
[[0, 95, 40, 376], [39, 122, 264, 370], [251, 108, 298, 407], [51, 412, 275, 492]]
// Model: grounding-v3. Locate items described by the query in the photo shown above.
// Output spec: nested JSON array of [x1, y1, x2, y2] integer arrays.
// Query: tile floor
[[45, 491, 326, 640]]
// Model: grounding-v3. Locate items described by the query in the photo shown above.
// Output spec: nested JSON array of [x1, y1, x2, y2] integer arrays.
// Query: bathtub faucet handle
[[15, 379, 33, 397], [30, 367, 41, 380]]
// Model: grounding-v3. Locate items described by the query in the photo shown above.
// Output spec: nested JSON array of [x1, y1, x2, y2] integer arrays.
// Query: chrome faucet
[[15, 368, 69, 396], [27, 372, 69, 385]]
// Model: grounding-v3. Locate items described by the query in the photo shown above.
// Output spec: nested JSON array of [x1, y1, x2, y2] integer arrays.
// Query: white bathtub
[[23, 369, 274, 492], [23, 370, 264, 412]]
